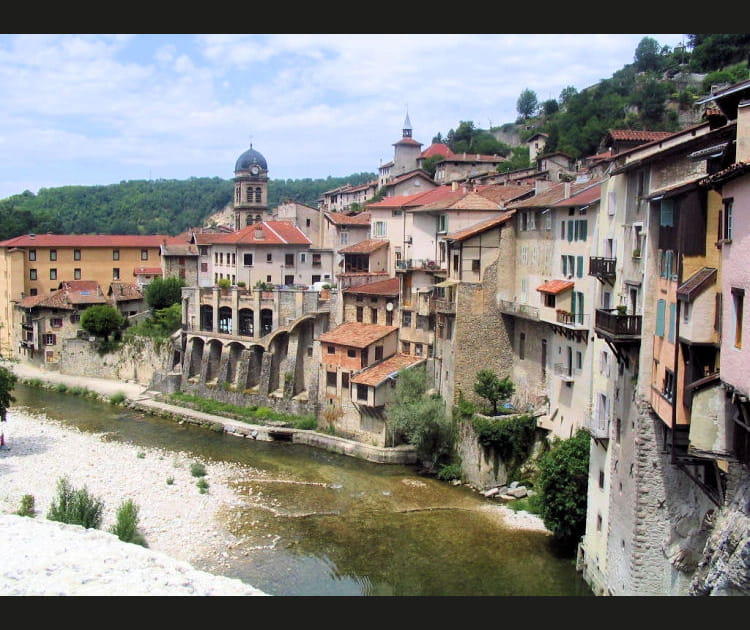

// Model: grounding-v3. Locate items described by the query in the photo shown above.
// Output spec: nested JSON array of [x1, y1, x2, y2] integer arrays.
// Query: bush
[[293, 415, 317, 430], [109, 391, 126, 405], [110, 499, 147, 547], [190, 462, 207, 477], [197, 478, 209, 494], [16, 494, 35, 517], [47, 477, 104, 530], [536, 429, 591, 551], [437, 462, 462, 482], [166, 476, 174, 485]]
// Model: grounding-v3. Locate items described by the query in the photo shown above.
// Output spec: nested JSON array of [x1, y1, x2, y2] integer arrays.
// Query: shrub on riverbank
[[47, 477, 104, 530], [111, 499, 147, 547]]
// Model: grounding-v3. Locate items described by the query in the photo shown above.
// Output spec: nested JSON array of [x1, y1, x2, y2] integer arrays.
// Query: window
[[266, 253, 272, 263], [574, 219, 587, 241], [732, 287, 744, 349], [243, 253, 253, 266], [113, 250, 120, 260], [607, 190, 616, 216], [340, 232, 349, 245], [219, 252, 224, 265], [519, 332, 525, 360], [74, 268, 81, 280], [437, 215, 447, 233], [43, 334, 56, 346], [49, 249, 57, 261], [299, 253, 306, 264], [562, 255, 575, 277], [663, 369, 675, 402], [375, 346, 383, 361], [415, 343, 423, 356], [113, 268, 120, 280], [599, 469, 605, 489], [29, 288, 37, 296], [660, 198, 675, 227], [357, 383, 368, 401], [74, 249, 81, 261], [668, 302, 676, 343], [200, 246, 208, 256], [356, 306, 363, 322], [720, 198, 733, 242], [285, 254, 294, 266], [29, 269, 37, 281], [373, 221, 387, 238], [370, 307, 378, 323], [402, 311, 412, 327], [201, 262, 208, 272], [266, 275, 272, 283], [50, 317, 63, 328], [347, 349, 357, 358], [521, 247, 527, 265], [341, 371, 349, 392], [543, 293, 555, 308], [28, 249, 36, 261], [49, 268, 57, 281], [306, 218, 311, 227], [326, 371, 337, 388], [401, 341, 410, 353], [576, 350, 582, 371], [141, 249, 148, 260], [327, 345, 335, 354], [416, 315, 428, 330], [312, 253, 321, 266]]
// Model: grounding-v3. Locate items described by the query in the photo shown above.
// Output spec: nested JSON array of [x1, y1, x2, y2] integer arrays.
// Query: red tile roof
[[537, 279, 574, 295], [325, 212, 371, 226], [367, 185, 454, 210], [410, 190, 502, 213], [18, 280, 107, 309], [339, 239, 388, 254], [394, 137, 422, 147], [351, 353, 425, 386], [344, 277, 400, 296], [318, 322, 398, 348], [0, 234, 182, 248], [386, 169, 435, 187], [607, 129, 675, 143], [445, 211, 515, 241], [193, 221, 311, 246], [511, 181, 600, 209], [133, 267, 162, 276], [420, 143, 454, 159], [553, 181, 603, 207], [108, 281, 143, 301]]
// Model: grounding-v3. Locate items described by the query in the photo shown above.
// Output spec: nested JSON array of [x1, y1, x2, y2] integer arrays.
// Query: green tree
[[634, 36, 663, 72], [541, 99, 559, 117], [80, 304, 125, 341], [144, 276, 185, 310], [516, 88, 539, 121], [473, 369, 514, 415], [385, 365, 453, 471], [0, 365, 17, 449], [536, 428, 591, 549]]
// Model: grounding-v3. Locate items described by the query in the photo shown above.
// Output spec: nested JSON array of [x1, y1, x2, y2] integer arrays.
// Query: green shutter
[[576, 255, 583, 278], [581, 220, 587, 241], [568, 221, 574, 241], [660, 199, 674, 227], [656, 299, 666, 337]]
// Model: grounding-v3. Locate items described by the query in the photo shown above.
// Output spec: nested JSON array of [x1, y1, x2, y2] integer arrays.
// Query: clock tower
[[233, 144, 269, 230]]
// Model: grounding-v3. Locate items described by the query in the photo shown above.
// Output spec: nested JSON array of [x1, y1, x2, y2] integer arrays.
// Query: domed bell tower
[[233, 144, 269, 230]]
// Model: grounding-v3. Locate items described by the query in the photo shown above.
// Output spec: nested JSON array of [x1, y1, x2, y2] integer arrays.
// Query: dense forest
[[2, 34, 748, 241]]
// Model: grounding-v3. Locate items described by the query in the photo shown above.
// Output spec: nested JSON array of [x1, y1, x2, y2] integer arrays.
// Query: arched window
[[246, 214, 253, 225], [246, 186, 252, 202], [255, 214, 261, 223], [254, 187, 262, 203]]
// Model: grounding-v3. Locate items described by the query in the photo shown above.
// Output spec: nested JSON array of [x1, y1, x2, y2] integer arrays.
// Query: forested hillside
[[0, 172, 375, 239]]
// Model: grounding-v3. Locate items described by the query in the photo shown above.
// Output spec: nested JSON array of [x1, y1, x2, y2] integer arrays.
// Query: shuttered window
[[656, 299, 666, 337]]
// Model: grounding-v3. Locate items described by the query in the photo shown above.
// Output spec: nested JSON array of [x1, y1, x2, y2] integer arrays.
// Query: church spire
[[403, 109, 412, 139]]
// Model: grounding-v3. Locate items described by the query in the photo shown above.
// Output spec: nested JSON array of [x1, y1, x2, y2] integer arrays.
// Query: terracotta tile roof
[[351, 353, 425, 386], [394, 137, 423, 147], [607, 129, 676, 143], [133, 267, 162, 276], [162, 243, 199, 256], [367, 186, 454, 210], [441, 153, 507, 163], [537, 279, 574, 295], [410, 190, 502, 213], [326, 212, 371, 226], [554, 181, 603, 207], [318, 322, 398, 348], [193, 221, 311, 246], [475, 184, 536, 206], [511, 181, 599, 209], [445, 211, 515, 242], [677, 267, 717, 302], [108, 281, 144, 301], [386, 169, 435, 187], [18, 280, 106, 310], [0, 234, 182, 248], [420, 143, 454, 159], [339, 239, 389, 254], [344, 277, 400, 296]]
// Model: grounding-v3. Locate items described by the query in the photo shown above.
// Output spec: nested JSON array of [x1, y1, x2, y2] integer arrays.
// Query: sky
[[0, 33, 690, 201]]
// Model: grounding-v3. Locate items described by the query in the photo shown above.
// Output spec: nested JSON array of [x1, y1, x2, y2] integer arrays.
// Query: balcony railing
[[594, 308, 642, 340], [553, 363, 578, 382], [555, 309, 589, 327], [395, 259, 443, 272], [588, 413, 610, 440], [432, 298, 455, 313], [498, 299, 540, 320], [589, 256, 616, 280]]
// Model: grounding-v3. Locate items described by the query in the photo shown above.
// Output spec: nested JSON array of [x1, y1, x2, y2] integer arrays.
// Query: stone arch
[[266, 331, 289, 393], [218, 306, 232, 334], [241, 344, 265, 390], [239, 308, 254, 336], [205, 339, 223, 382], [200, 305, 213, 332], [225, 342, 245, 386], [187, 337, 204, 379]]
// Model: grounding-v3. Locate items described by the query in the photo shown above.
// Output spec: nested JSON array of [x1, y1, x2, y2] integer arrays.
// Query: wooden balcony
[[594, 308, 642, 342], [432, 298, 455, 314], [589, 256, 616, 283]]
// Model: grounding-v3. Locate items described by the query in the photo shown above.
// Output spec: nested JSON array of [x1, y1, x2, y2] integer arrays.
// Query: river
[[10, 382, 592, 596]]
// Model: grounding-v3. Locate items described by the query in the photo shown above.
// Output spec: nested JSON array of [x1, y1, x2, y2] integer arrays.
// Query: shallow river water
[[11, 383, 592, 596]]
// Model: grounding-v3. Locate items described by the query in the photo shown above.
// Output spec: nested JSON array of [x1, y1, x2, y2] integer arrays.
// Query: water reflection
[[11, 382, 592, 596]]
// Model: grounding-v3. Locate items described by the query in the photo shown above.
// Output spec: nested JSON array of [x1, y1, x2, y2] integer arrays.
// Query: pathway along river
[[10, 382, 592, 596]]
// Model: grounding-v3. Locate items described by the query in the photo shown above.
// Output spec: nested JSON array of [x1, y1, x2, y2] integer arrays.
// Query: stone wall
[[60, 336, 174, 386]]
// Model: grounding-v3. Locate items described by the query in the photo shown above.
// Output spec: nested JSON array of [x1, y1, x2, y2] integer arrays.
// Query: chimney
[[451, 181, 458, 192], [564, 182, 571, 199]]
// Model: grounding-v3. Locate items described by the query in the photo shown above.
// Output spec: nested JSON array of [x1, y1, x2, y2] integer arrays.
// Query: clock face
[[250, 166, 260, 175]]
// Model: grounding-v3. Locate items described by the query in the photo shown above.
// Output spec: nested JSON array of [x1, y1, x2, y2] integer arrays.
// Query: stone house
[[108, 281, 145, 318], [160, 241, 199, 286]]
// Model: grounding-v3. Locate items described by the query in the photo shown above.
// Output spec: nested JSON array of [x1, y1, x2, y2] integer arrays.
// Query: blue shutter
[[656, 300, 666, 337], [660, 199, 674, 227]]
